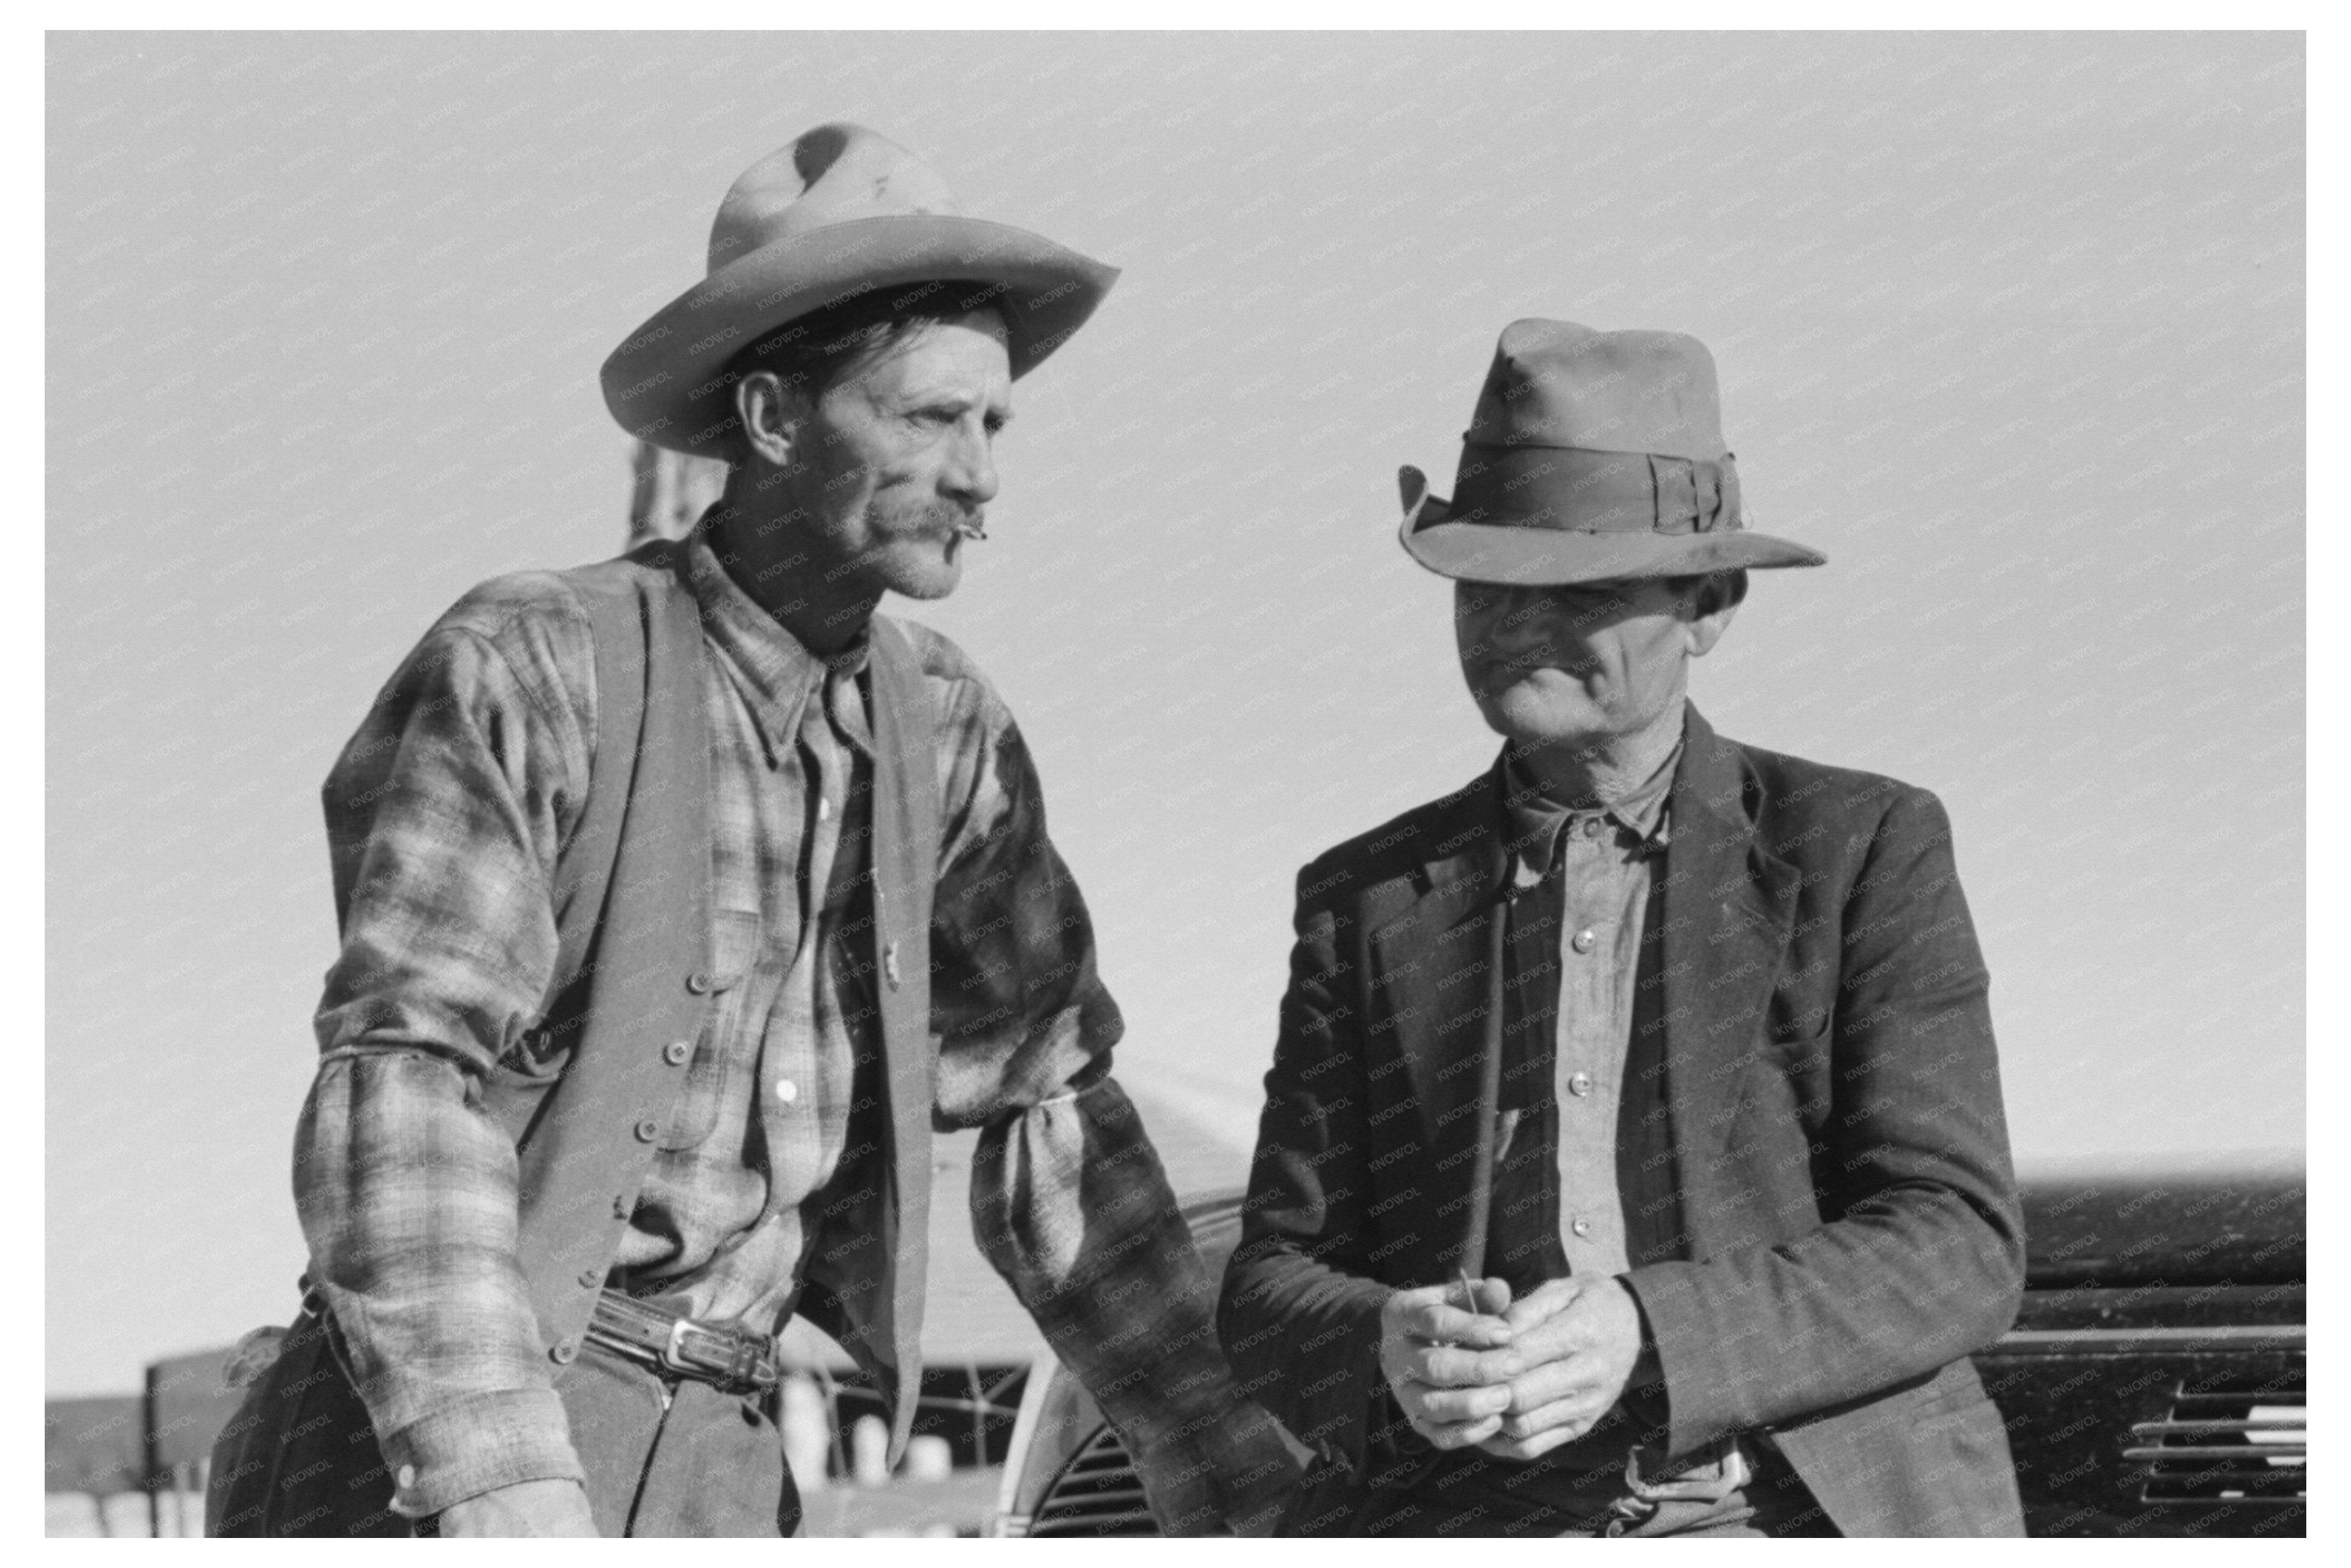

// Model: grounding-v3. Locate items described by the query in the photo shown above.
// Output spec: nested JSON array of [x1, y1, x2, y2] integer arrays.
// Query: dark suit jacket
[[1219, 706, 2028, 1537]]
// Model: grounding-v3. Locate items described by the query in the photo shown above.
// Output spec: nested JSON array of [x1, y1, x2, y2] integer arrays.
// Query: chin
[[1474, 687, 1610, 749], [880, 552, 962, 602]]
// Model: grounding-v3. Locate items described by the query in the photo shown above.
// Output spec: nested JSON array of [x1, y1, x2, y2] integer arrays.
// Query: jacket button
[[1571, 1218, 1594, 1237], [686, 971, 714, 994], [663, 1039, 691, 1066], [634, 1118, 660, 1142], [613, 1193, 633, 1218], [1571, 927, 1598, 954], [1568, 1071, 1594, 1097], [578, 1267, 602, 1289], [551, 1338, 579, 1364]]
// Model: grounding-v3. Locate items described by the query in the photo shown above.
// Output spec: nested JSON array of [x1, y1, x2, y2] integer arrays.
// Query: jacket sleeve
[[296, 584, 596, 1518], [928, 673, 1299, 1534], [1621, 786, 2026, 1458], [1217, 862, 1399, 1472]]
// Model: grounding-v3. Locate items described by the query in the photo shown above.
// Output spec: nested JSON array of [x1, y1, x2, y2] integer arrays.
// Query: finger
[[1479, 1418, 1593, 1461], [1395, 1298, 1516, 1348], [1417, 1411, 1507, 1451], [1499, 1359, 1591, 1418], [1409, 1341, 1524, 1387], [1470, 1276, 1514, 1315], [1495, 1391, 1602, 1444], [1405, 1379, 1515, 1427]]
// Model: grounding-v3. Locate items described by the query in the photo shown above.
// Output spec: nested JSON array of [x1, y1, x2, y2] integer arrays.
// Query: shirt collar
[[1498, 738, 1681, 883], [681, 526, 869, 767]]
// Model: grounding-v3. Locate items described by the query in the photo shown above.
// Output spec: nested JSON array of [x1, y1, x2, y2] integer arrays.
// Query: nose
[[943, 418, 998, 508]]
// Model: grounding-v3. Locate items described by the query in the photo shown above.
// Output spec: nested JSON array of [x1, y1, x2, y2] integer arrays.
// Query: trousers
[[208, 1311, 799, 1537], [1356, 1431, 1836, 1539]]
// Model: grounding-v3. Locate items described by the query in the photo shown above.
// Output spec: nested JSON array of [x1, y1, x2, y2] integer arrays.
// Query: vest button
[[550, 1338, 579, 1365], [686, 971, 714, 994], [634, 1118, 660, 1142], [663, 1039, 691, 1066]]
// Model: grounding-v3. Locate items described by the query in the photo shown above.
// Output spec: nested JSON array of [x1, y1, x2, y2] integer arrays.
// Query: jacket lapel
[[1659, 705, 1801, 1255], [1366, 767, 1509, 1208]]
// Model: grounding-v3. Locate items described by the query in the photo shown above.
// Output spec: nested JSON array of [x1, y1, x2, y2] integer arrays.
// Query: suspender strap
[[864, 614, 941, 1460]]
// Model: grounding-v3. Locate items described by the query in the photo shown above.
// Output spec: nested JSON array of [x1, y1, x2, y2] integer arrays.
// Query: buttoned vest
[[483, 541, 940, 1457]]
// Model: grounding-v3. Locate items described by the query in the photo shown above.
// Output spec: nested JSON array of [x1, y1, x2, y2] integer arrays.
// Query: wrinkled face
[[1454, 577, 1710, 750], [788, 311, 1011, 603]]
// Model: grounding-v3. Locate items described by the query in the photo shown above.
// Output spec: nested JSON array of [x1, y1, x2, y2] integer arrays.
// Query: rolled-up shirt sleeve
[[925, 662, 1298, 1534], [296, 578, 595, 1518]]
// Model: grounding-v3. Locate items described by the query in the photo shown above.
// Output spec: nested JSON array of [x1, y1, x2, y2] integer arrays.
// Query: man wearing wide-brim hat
[[1221, 320, 2026, 1536], [212, 123, 1298, 1538]]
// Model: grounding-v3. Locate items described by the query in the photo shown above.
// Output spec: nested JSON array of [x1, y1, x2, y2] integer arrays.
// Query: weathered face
[[785, 310, 1011, 603], [1453, 576, 1728, 752]]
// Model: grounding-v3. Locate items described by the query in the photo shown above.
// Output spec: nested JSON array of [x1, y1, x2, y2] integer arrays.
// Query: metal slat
[[2126, 1446, 2307, 1462], [2130, 1420, 2302, 1436]]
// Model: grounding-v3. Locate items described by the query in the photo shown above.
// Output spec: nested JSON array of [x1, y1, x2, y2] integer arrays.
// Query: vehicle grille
[[2127, 1376, 2306, 1504], [1027, 1425, 1158, 1537]]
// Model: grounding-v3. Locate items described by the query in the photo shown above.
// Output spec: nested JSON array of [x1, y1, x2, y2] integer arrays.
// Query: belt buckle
[[662, 1316, 771, 1393], [1623, 1437, 1749, 1504]]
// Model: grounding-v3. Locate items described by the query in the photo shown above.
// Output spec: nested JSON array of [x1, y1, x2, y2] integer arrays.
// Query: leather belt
[[583, 1289, 782, 1396]]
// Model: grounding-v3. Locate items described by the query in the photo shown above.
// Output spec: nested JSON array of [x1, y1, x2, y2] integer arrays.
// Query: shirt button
[[1571, 1218, 1594, 1237], [662, 1039, 691, 1066], [633, 1118, 660, 1142], [1571, 927, 1598, 954], [1584, 818, 1606, 839], [396, 1464, 417, 1490], [1568, 1071, 1594, 1097], [775, 1078, 799, 1104]]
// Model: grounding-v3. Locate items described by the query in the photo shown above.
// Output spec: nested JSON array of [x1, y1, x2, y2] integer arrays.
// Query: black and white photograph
[[42, 23, 2309, 1540]]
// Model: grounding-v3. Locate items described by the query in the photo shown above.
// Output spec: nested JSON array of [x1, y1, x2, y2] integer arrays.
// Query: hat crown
[[1466, 318, 1727, 462], [706, 123, 964, 276]]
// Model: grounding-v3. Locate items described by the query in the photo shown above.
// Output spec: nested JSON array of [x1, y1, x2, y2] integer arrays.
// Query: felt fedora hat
[[602, 123, 1119, 459], [1398, 319, 1825, 585]]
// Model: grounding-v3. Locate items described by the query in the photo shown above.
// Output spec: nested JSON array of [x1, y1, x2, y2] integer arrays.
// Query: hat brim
[[602, 214, 1119, 459], [1397, 477, 1826, 585]]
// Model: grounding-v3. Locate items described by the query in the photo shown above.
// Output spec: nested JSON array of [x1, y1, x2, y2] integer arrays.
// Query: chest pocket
[[657, 907, 762, 1152]]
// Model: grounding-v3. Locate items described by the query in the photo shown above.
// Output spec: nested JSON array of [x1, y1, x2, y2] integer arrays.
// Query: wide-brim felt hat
[[1398, 319, 1826, 586], [603, 123, 1119, 459]]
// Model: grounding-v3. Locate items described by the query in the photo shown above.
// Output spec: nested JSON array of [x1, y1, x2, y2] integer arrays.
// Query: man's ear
[[735, 370, 803, 470], [1685, 570, 1746, 659]]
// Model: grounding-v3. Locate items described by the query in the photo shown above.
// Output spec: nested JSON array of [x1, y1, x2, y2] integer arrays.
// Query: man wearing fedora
[[210, 124, 1296, 1537], [1220, 320, 2026, 1537]]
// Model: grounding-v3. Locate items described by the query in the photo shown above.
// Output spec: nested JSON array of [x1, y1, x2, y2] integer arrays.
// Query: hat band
[[1447, 444, 1742, 536]]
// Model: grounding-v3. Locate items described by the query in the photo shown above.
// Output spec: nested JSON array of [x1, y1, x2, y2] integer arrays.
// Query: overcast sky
[[47, 30, 2302, 1395]]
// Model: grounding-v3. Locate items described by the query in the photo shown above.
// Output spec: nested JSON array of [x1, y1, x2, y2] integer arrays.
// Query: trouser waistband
[[581, 1289, 782, 1396]]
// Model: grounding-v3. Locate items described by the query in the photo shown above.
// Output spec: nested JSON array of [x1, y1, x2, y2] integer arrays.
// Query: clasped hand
[[1376, 1275, 1645, 1461]]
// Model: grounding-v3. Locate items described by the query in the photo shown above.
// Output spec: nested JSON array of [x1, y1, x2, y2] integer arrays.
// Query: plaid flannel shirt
[[297, 529, 1294, 1528]]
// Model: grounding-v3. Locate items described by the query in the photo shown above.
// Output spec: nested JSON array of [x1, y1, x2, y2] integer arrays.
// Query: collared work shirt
[[298, 528, 1283, 1527], [1500, 745, 1679, 1279]]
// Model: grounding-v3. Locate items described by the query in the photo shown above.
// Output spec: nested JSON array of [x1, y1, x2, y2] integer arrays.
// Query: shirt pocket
[[658, 907, 763, 1152]]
